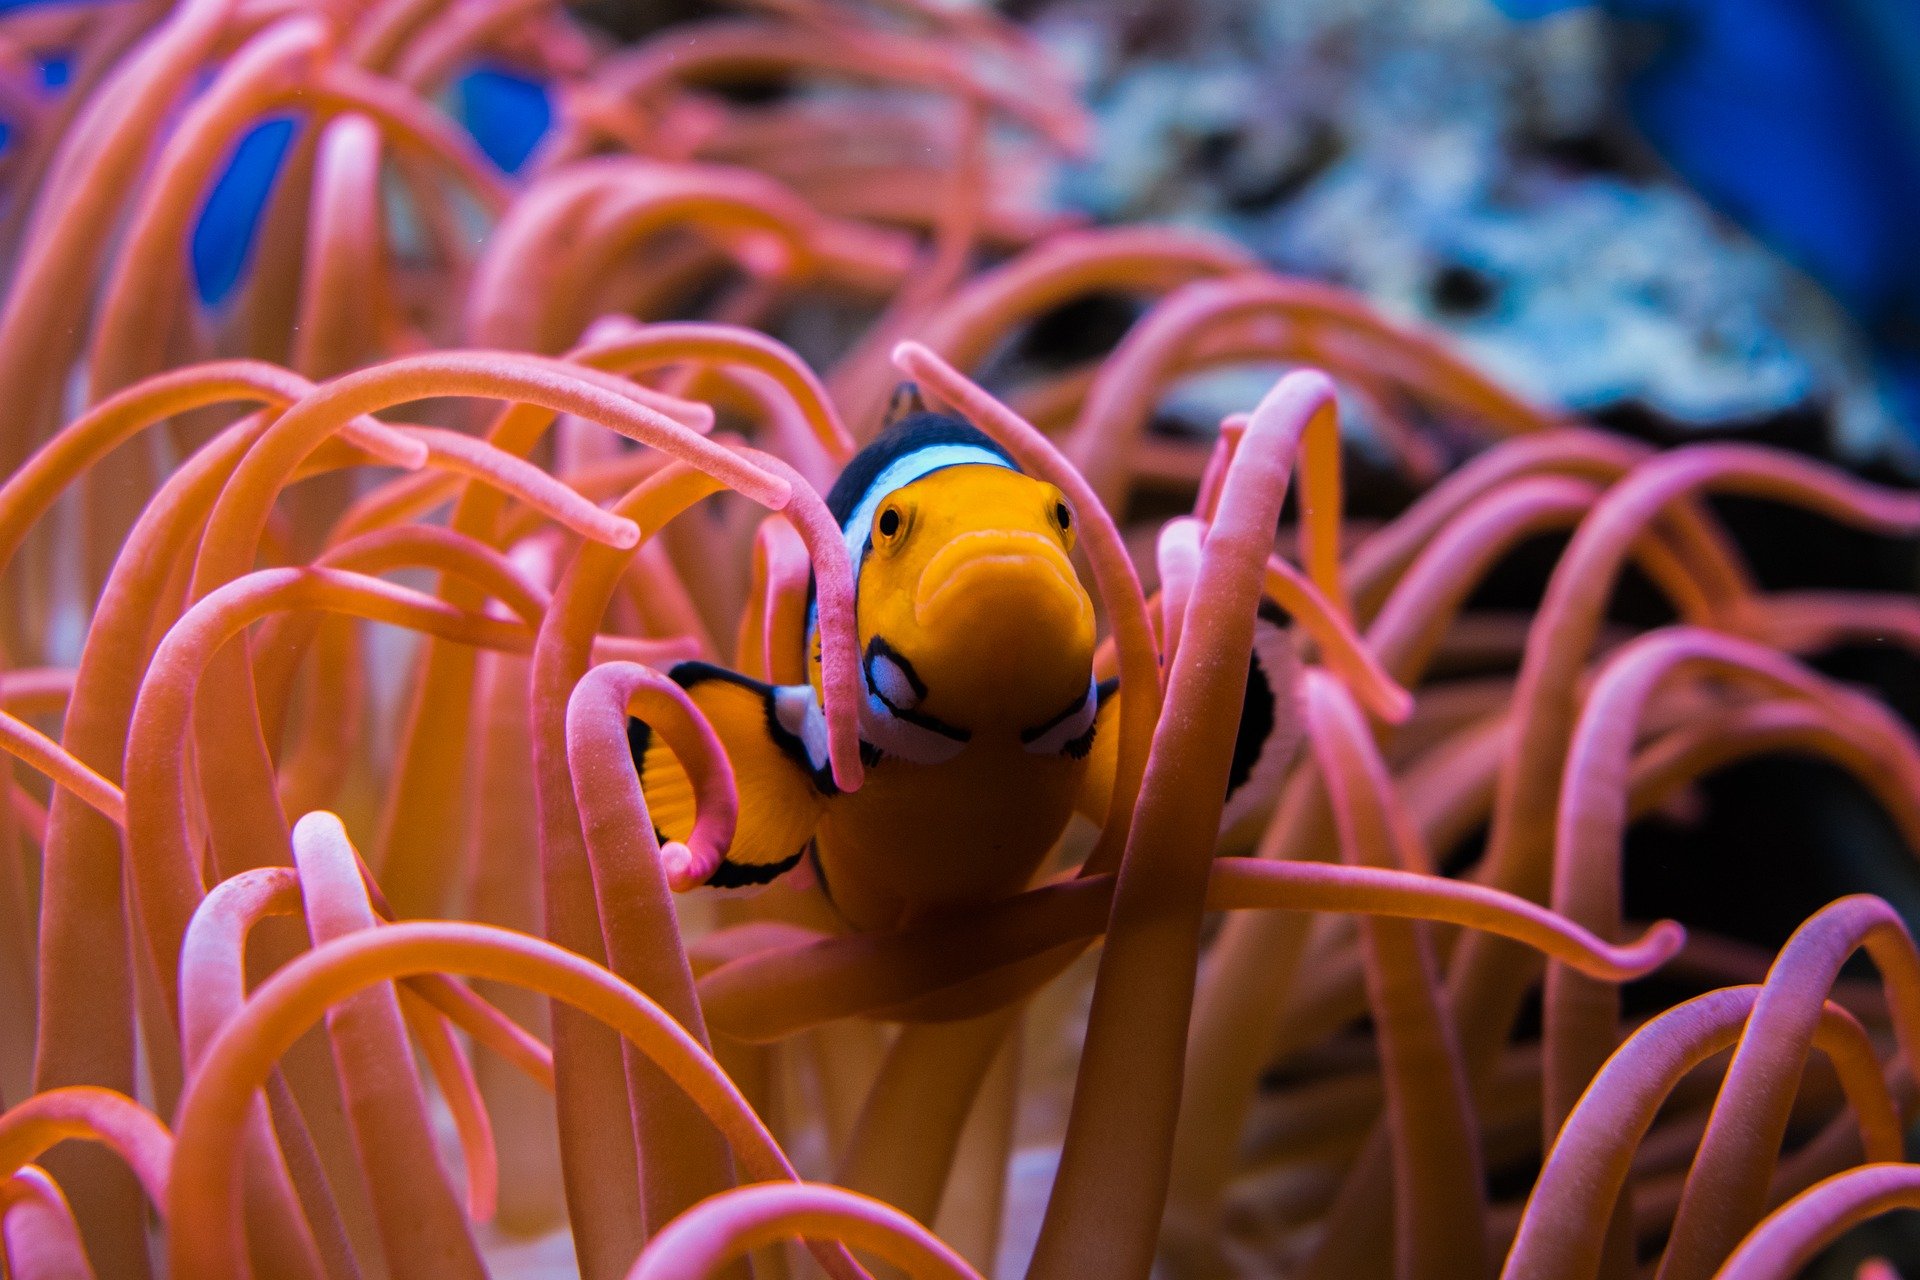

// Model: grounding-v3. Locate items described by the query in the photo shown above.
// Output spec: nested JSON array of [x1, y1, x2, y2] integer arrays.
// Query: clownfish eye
[[1047, 492, 1076, 551], [876, 504, 904, 542]]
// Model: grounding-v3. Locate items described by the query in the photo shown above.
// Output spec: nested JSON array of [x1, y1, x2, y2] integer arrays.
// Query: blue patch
[[1619, 0, 1920, 323], [454, 64, 551, 174], [191, 115, 298, 307], [1498, 0, 1920, 440], [36, 54, 69, 89]]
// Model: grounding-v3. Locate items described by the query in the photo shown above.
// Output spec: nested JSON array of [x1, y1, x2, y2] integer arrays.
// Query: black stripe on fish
[[1021, 690, 1090, 744], [1027, 678, 1114, 760], [1226, 644, 1275, 798], [1227, 601, 1295, 797], [1061, 721, 1097, 760], [1220, 602, 1305, 834], [1019, 682, 1097, 759], [1074, 680, 1118, 759], [661, 660, 839, 795], [863, 637, 970, 744], [864, 635, 928, 702], [706, 847, 806, 889]]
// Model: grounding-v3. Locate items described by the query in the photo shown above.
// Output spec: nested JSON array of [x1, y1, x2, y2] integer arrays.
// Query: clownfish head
[[819, 410, 1096, 752]]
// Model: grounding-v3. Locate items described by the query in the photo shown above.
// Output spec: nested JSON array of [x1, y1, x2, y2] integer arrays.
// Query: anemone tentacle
[[0, 6, 1908, 1278]]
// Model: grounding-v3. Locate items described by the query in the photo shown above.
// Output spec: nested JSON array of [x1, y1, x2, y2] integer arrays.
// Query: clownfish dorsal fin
[[632, 662, 830, 891], [883, 380, 927, 427], [1073, 607, 1304, 846]]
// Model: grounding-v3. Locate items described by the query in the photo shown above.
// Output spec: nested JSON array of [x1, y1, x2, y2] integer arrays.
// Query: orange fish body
[[634, 404, 1294, 931]]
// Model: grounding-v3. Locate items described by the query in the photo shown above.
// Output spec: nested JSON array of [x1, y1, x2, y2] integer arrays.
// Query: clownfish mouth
[[892, 528, 1095, 733], [912, 530, 1087, 631]]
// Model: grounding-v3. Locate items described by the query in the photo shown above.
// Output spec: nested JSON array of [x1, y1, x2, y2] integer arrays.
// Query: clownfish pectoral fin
[[631, 662, 830, 891], [1072, 678, 1122, 827], [1073, 609, 1305, 847]]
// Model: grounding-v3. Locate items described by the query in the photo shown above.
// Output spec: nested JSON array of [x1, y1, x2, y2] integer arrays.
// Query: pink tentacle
[[1546, 627, 1920, 1145], [0, 1165, 98, 1280], [1505, 982, 1903, 1280], [0, 712, 123, 827], [174, 867, 334, 1280], [737, 516, 812, 683], [563, 660, 739, 1228], [1028, 370, 1336, 1279], [166, 921, 864, 1280], [626, 1181, 981, 1280], [1302, 671, 1487, 1279], [0, 1088, 170, 1209], [1706, 1165, 1920, 1280], [1156, 518, 1201, 662], [288, 811, 483, 1279], [1657, 897, 1920, 1280]]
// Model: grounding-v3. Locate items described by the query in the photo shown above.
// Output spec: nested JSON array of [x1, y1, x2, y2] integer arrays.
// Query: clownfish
[[631, 389, 1301, 932]]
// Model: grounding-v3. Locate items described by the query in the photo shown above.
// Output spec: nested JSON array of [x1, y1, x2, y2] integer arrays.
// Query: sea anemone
[[0, 2, 1917, 1279]]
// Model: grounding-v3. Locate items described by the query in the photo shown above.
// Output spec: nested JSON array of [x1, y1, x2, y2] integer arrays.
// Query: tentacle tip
[[1373, 685, 1416, 725], [890, 340, 931, 372], [829, 753, 864, 794], [290, 809, 344, 840], [394, 440, 430, 470], [675, 839, 735, 892], [607, 518, 643, 549], [1247, 369, 1336, 430], [1637, 919, 1688, 969], [662, 841, 700, 892], [738, 234, 794, 281], [1292, 367, 1340, 398]]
